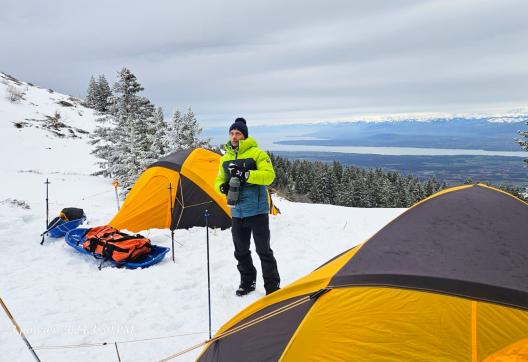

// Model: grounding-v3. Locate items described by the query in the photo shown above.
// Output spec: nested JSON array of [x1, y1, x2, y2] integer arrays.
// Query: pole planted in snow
[[112, 180, 120, 211], [45, 178, 50, 227], [169, 183, 175, 262], [41, 179, 50, 245], [205, 208, 212, 339]]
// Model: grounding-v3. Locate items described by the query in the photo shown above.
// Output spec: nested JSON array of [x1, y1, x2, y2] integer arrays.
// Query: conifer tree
[[167, 109, 183, 151], [517, 124, 528, 166], [84, 75, 113, 112], [150, 107, 169, 157], [96, 75, 112, 112], [181, 107, 211, 149], [309, 163, 335, 204], [166, 107, 211, 151], [84, 76, 98, 109], [90, 67, 155, 191]]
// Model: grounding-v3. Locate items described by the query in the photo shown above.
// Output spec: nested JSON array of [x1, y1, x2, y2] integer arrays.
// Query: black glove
[[228, 163, 249, 181], [219, 182, 229, 195]]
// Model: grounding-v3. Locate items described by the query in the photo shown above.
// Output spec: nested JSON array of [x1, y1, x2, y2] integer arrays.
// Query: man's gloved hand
[[228, 163, 249, 181], [219, 182, 229, 195]]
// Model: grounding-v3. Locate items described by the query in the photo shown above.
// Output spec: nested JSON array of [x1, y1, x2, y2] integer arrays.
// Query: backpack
[[60, 207, 85, 221], [82, 225, 152, 264], [47, 207, 85, 229]]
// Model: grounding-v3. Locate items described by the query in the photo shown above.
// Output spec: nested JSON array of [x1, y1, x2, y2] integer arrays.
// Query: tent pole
[[169, 183, 175, 262], [205, 208, 212, 339], [41, 179, 50, 245]]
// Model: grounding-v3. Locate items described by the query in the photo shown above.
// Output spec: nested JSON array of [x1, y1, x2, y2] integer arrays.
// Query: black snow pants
[[231, 213, 280, 292]]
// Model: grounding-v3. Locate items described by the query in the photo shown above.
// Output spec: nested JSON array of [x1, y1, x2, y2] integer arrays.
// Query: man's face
[[230, 129, 245, 147]]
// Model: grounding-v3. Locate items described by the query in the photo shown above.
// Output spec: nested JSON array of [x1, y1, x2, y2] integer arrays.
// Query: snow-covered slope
[[0, 72, 99, 174], [0, 73, 405, 361]]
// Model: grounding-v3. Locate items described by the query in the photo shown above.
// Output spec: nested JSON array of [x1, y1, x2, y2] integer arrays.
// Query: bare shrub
[[5, 84, 25, 103], [1, 198, 30, 209]]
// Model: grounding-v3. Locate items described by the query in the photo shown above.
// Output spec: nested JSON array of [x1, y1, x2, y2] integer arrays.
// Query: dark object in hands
[[227, 177, 241, 207], [220, 182, 229, 195], [228, 163, 249, 181]]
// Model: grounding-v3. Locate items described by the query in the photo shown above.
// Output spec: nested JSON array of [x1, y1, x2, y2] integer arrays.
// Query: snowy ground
[[0, 74, 405, 361]]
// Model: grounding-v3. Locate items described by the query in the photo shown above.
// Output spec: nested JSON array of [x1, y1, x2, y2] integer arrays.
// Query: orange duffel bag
[[82, 225, 152, 263]]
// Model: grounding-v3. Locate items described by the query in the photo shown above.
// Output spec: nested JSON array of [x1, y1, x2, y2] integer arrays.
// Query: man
[[214, 117, 280, 296]]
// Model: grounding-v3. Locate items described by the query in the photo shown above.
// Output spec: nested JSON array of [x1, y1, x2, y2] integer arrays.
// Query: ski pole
[[40, 216, 64, 245], [40, 217, 63, 238]]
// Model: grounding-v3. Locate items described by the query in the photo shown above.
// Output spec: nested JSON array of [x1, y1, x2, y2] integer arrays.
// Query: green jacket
[[214, 137, 275, 218]]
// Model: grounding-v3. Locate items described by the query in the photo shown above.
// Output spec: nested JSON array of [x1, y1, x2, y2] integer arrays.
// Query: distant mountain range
[[273, 118, 528, 151]]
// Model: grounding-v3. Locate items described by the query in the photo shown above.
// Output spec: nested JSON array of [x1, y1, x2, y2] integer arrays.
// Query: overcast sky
[[1, 0, 527, 126]]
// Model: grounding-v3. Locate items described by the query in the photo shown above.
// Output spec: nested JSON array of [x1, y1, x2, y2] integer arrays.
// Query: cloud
[[1, 0, 527, 126]]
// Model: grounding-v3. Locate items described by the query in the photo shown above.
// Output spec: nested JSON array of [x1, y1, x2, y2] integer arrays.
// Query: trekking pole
[[112, 180, 120, 211], [41, 179, 50, 245], [0, 297, 41, 362], [205, 209, 212, 339], [40, 217, 63, 245], [169, 183, 175, 263]]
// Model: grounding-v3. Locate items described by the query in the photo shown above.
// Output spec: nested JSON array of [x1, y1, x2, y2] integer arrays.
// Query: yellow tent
[[110, 148, 278, 233], [197, 184, 528, 361]]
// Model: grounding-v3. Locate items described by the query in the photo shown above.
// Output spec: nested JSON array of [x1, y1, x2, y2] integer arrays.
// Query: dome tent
[[110, 148, 231, 232], [197, 184, 528, 361], [110, 148, 278, 233]]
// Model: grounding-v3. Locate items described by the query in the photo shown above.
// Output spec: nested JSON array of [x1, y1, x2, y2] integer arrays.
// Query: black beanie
[[229, 117, 249, 138]]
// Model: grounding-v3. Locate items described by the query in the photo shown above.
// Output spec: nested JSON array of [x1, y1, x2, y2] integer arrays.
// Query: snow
[[0, 73, 405, 361]]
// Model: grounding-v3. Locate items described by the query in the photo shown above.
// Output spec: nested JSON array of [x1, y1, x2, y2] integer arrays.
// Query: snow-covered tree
[[150, 107, 169, 158], [167, 109, 183, 152], [308, 163, 336, 204], [91, 68, 212, 194], [84, 76, 98, 109], [180, 107, 211, 149], [518, 125, 528, 167], [84, 75, 113, 112], [90, 67, 156, 191], [166, 107, 210, 152], [96, 75, 112, 112]]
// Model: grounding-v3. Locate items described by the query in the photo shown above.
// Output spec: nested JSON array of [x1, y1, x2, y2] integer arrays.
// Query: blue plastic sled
[[48, 216, 86, 238], [64, 228, 169, 269]]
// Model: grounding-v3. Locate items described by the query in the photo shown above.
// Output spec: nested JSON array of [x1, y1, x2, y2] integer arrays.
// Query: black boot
[[236, 281, 256, 296], [265, 282, 280, 296]]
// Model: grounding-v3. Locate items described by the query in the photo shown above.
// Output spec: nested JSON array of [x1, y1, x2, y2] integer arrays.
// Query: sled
[[47, 216, 86, 238], [64, 228, 169, 269]]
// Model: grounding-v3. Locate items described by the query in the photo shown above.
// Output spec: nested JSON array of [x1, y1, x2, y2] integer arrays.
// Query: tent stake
[[205, 209, 212, 339]]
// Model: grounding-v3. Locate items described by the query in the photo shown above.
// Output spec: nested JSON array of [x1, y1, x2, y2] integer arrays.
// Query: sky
[[1, 0, 528, 127]]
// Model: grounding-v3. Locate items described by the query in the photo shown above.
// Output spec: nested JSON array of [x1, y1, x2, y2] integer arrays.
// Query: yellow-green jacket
[[214, 137, 275, 218]]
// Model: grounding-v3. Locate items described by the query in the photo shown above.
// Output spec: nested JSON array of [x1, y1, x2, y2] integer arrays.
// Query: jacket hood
[[224, 136, 258, 155]]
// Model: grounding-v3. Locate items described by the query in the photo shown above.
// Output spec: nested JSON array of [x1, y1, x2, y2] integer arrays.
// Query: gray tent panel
[[330, 185, 528, 310]]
